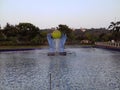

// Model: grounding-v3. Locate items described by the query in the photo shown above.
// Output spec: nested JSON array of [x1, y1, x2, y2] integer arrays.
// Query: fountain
[[47, 30, 67, 56]]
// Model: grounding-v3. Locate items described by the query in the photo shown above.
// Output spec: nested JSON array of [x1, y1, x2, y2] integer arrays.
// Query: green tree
[[40, 31, 47, 44], [31, 34, 41, 45], [108, 21, 120, 41], [2, 22, 42, 45], [108, 21, 120, 32], [84, 32, 99, 43], [16, 23, 40, 42], [57, 24, 74, 41], [4, 23, 17, 37], [99, 33, 112, 42], [0, 32, 7, 41]]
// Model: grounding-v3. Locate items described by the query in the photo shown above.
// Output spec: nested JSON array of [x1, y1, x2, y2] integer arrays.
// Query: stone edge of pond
[[0, 48, 42, 52], [95, 45, 120, 52], [0, 45, 120, 52], [0, 45, 94, 52], [65, 45, 95, 48]]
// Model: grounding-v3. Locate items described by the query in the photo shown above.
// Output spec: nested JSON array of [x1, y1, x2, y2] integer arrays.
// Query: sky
[[0, 0, 120, 29]]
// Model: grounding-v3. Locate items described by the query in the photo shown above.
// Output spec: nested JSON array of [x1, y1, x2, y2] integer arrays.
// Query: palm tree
[[108, 21, 120, 41], [108, 21, 120, 32]]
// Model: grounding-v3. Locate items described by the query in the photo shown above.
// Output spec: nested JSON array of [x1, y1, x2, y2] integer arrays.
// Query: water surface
[[0, 48, 120, 90]]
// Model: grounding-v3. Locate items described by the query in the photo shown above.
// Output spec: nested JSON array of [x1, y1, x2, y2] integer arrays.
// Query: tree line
[[0, 21, 120, 46]]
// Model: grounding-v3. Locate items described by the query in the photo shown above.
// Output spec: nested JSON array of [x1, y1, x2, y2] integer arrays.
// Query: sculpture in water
[[47, 30, 67, 56]]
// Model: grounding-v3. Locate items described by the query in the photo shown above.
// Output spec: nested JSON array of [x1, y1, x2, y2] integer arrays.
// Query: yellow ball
[[52, 30, 61, 39]]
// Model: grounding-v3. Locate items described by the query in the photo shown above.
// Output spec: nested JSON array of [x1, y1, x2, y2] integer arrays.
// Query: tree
[[4, 23, 17, 37], [40, 31, 47, 44], [99, 33, 112, 41], [108, 21, 120, 32], [84, 32, 98, 43], [0, 32, 7, 41], [16, 23, 40, 42], [57, 24, 74, 41], [31, 34, 41, 45], [108, 21, 120, 41]]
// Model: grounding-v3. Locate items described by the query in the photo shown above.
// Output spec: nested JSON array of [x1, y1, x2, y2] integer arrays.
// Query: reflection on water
[[0, 48, 120, 90]]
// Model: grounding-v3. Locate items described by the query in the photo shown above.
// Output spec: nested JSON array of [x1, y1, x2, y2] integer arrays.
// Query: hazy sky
[[0, 0, 120, 29]]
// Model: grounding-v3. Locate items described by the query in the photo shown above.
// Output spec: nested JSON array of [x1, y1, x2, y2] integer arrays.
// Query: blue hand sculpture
[[47, 34, 55, 52], [47, 33, 67, 53], [59, 34, 67, 52]]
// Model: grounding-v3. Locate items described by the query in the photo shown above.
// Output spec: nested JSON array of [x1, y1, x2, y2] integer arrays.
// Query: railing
[[95, 42, 120, 48]]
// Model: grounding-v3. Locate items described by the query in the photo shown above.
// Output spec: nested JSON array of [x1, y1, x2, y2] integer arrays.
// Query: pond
[[0, 48, 120, 90]]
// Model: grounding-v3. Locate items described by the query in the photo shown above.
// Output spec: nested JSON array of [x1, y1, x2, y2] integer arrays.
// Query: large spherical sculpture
[[52, 30, 61, 39]]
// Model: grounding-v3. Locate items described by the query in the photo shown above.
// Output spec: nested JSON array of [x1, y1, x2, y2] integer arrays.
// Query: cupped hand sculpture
[[47, 30, 67, 55]]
